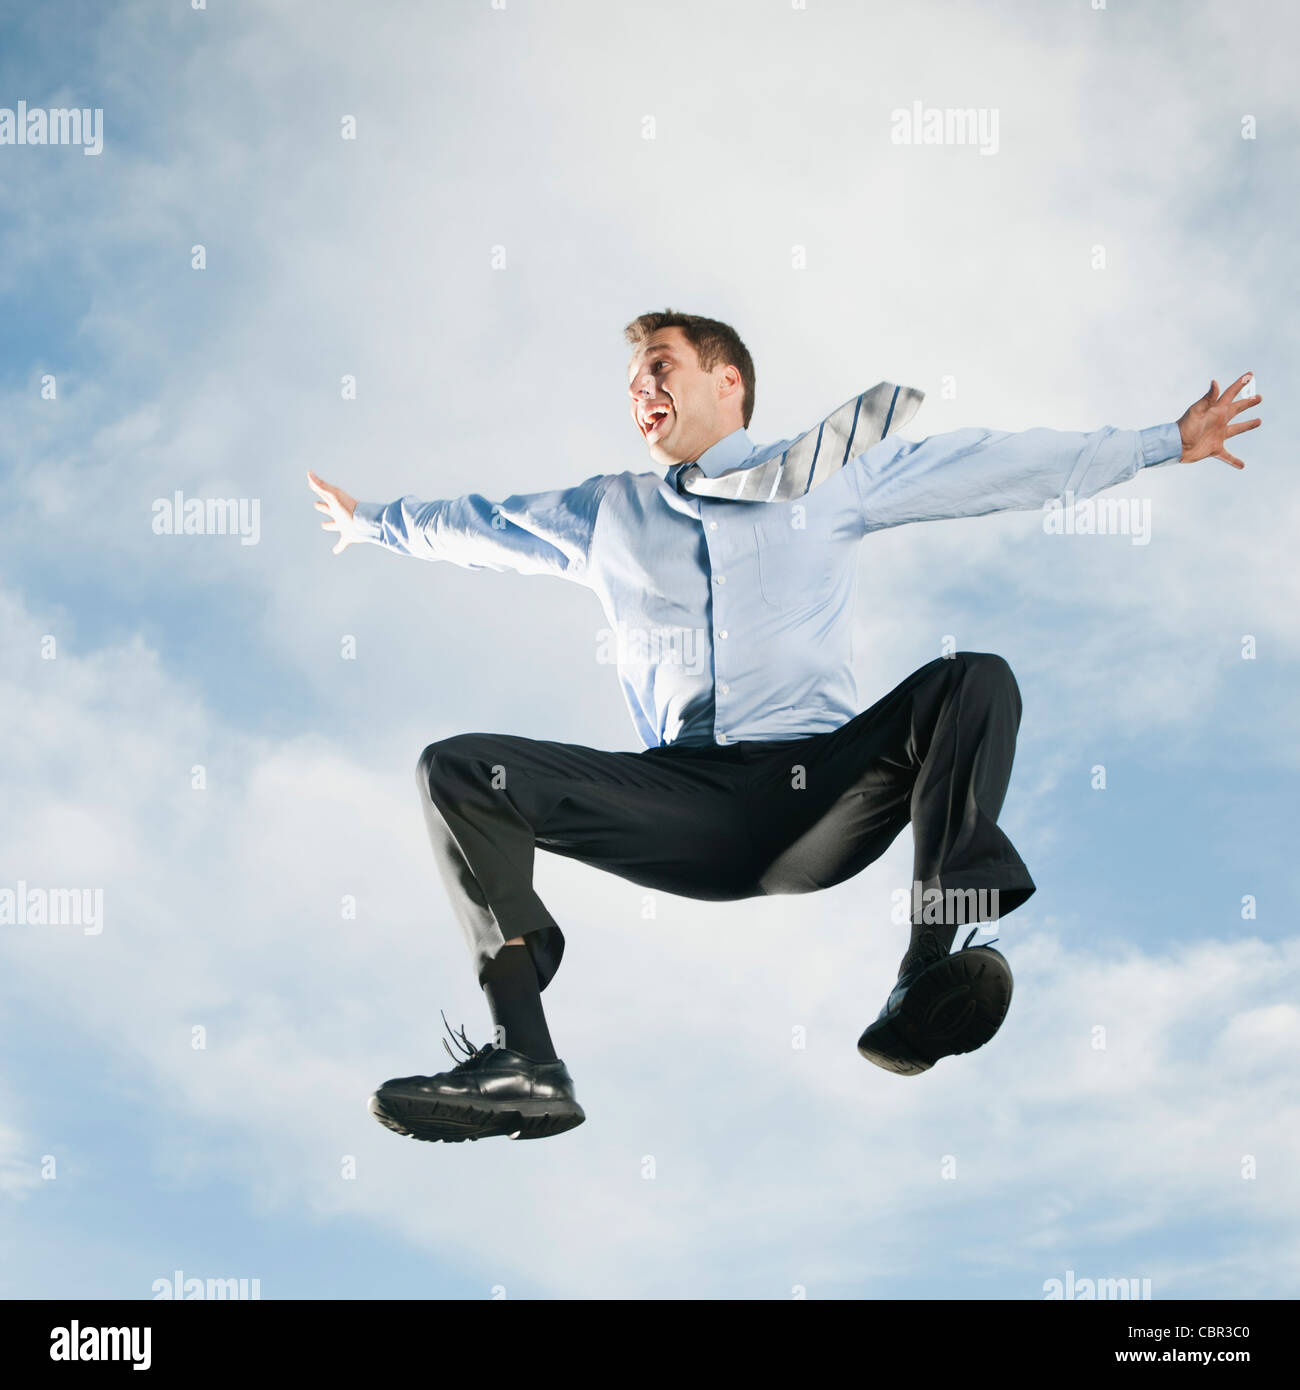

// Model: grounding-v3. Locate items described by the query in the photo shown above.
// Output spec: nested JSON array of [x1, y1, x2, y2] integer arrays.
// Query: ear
[[715, 363, 742, 400]]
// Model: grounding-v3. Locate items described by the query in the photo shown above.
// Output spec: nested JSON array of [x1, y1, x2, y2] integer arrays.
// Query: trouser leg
[[416, 733, 759, 991], [748, 652, 1035, 921], [905, 651, 1035, 917]]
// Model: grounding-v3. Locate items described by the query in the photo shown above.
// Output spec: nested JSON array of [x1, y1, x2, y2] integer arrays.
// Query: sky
[[1, 0, 1297, 1300]]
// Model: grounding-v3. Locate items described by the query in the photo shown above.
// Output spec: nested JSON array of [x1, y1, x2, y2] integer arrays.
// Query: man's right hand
[[307, 471, 360, 554]]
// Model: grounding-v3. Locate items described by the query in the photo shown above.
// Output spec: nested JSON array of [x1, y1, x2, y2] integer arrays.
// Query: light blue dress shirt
[[350, 414, 1184, 749]]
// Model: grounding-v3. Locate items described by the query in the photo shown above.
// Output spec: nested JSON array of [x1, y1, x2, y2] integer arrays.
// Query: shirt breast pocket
[[752, 521, 833, 609]]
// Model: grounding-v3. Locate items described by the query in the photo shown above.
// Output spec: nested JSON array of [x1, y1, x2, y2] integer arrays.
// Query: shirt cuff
[[349, 500, 385, 542], [1140, 422, 1183, 468]]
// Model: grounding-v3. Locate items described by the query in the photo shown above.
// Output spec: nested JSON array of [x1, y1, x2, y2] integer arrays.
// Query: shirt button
[[719, 683, 730, 694], [708, 521, 719, 531], [716, 732, 729, 744], [714, 575, 726, 585], [718, 629, 729, 639]]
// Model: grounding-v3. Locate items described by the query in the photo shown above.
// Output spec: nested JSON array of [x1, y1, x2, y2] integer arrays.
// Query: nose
[[628, 370, 653, 403]]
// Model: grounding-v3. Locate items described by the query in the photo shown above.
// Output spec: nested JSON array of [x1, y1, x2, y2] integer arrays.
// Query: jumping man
[[307, 310, 1261, 1144]]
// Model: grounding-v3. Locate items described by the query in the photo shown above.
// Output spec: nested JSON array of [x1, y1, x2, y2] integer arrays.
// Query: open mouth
[[642, 405, 672, 436]]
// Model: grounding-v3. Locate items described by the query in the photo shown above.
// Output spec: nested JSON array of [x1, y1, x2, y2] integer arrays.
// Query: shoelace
[[440, 1009, 493, 1070]]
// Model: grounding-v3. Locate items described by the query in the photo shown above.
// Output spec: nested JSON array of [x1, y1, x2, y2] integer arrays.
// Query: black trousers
[[416, 652, 1035, 992]]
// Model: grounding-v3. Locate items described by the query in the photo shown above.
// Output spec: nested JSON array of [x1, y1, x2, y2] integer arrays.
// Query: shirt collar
[[669, 427, 754, 486]]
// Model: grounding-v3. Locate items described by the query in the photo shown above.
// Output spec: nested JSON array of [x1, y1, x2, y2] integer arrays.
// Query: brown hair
[[624, 310, 756, 428]]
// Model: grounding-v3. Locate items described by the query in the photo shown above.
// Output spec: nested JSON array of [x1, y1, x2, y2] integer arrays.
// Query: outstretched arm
[[307, 470, 610, 583], [852, 372, 1262, 532]]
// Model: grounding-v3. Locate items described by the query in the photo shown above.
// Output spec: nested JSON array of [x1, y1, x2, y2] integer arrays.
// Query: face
[[626, 326, 743, 466]]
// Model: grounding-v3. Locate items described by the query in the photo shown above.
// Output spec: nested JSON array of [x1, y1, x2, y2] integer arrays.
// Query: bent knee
[[954, 650, 1015, 683], [954, 651, 1021, 707], [417, 733, 491, 791]]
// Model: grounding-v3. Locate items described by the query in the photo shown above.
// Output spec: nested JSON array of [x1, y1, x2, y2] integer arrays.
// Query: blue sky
[[1, 0, 1297, 1299]]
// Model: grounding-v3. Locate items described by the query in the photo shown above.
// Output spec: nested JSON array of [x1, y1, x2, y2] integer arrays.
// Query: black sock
[[481, 942, 557, 1062], [899, 920, 958, 977]]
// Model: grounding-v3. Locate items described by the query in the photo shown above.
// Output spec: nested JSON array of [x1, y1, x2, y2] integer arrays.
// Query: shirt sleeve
[[346, 472, 611, 583], [851, 420, 1183, 532]]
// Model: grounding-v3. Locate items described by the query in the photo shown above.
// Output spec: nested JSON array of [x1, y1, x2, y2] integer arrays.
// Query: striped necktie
[[675, 381, 924, 502]]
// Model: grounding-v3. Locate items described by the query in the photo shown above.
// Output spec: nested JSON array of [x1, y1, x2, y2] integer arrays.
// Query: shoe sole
[[368, 1088, 586, 1144], [857, 947, 1014, 1076]]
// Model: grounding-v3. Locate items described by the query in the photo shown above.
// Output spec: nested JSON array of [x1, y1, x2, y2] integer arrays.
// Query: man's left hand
[[1177, 372, 1263, 470]]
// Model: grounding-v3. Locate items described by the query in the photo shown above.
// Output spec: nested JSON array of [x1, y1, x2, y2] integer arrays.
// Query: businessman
[[308, 310, 1261, 1145]]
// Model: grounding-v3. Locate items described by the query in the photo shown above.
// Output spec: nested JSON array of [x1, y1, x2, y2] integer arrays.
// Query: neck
[[677, 422, 741, 466]]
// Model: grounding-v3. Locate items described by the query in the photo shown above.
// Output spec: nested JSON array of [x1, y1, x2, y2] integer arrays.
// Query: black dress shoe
[[368, 1014, 586, 1143], [857, 927, 1013, 1076]]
